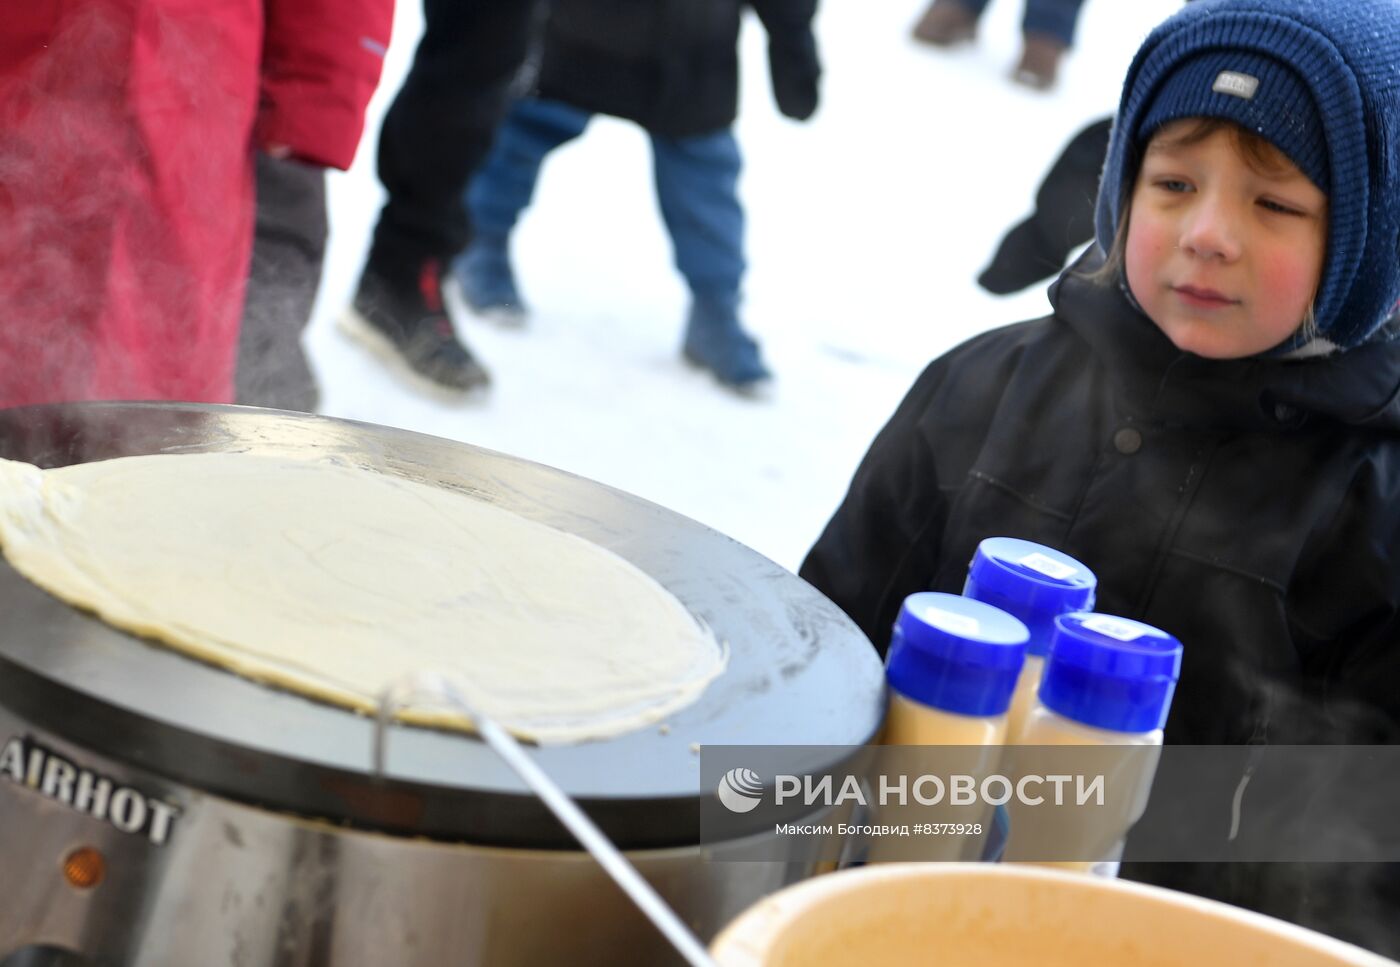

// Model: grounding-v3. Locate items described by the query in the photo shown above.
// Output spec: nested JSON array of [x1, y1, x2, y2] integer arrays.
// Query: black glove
[[768, 28, 821, 121]]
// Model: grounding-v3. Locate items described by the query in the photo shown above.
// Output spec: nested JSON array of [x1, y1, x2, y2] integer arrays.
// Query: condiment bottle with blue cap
[[1003, 612, 1183, 874], [883, 591, 1030, 747], [962, 537, 1097, 745], [875, 592, 1028, 862]]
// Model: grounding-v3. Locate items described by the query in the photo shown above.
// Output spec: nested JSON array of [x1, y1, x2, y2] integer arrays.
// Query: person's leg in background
[[651, 127, 770, 394], [368, 0, 539, 282], [912, 0, 991, 47], [342, 0, 539, 394], [453, 97, 593, 323], [1014, 0, 1088, 89], [236, 153, 327, 411]]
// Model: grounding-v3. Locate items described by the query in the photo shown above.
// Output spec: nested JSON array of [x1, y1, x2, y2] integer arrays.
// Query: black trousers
[[368, 0, 541, 283]]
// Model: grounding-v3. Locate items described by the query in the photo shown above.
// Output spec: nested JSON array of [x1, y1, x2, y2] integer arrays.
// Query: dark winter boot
[[682, 298, 772, 394], [912, 0, 978, 47], [452, 233, 527, 325], [339, 259, 491, 395], [1013, 33, 1067, 91]]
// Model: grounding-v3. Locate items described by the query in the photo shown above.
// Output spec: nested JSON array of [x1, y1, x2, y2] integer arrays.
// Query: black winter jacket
[[801, 250, 1400, 953], [532, 0, 820, 137]]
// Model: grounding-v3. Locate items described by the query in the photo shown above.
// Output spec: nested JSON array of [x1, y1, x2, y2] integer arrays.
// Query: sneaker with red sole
[[339, 259, 491, 396]]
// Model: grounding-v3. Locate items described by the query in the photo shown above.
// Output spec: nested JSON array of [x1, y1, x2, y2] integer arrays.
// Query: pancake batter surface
[[0, 453, 726, 743]]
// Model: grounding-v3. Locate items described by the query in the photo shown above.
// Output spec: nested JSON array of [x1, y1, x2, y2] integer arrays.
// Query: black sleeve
[[1030, 117, 1113, 257], [1288, 461, 1400, 745], [798, 358, 955, 656], [749, 0, 821, 120], [1286, 616, 1400, 746]]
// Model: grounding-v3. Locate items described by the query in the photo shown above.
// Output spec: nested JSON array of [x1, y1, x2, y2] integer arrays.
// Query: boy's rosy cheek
[[1124, 219, 1170, 294], [1256, 253, 1316, 314], [1127, 218, 1172, 266]]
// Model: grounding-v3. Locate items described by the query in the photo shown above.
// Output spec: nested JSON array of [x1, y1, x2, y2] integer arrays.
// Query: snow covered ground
[[309, 0, 1182, 573]]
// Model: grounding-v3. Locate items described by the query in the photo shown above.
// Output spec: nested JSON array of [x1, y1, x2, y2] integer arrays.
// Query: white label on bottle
[[1017, 552, 1077, 580], [923, 606, 980, 636], [1080, 615, 1143, 641]]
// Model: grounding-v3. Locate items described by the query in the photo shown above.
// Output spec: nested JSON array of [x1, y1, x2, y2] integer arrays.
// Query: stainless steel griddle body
[[0, 403, 885, 967]]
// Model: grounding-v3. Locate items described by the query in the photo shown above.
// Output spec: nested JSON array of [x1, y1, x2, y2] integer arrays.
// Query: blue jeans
[[957, 0, 1087, 47], [466, 97, 746, 309]]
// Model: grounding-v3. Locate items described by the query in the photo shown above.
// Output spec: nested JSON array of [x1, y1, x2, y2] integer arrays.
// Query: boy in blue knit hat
[[802, 0, 1400, 953]]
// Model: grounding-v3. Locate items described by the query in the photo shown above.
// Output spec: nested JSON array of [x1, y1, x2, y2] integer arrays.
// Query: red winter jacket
[[0, 0, 391, 408]]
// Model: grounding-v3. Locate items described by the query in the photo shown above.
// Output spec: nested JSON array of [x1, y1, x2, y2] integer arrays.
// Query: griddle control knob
[[62, 846, 106, 890]]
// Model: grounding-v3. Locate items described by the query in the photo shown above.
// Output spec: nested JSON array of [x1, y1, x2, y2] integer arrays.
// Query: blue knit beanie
[[1094, 0, 1400, 352]]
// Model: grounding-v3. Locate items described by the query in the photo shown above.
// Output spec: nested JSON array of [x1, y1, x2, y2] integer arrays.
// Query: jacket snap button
[[1113, 427, 1142, 455]]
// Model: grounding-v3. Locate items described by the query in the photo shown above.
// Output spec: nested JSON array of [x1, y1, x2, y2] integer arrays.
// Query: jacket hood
[[1049, 248, 1400, 434], [1094, 0, 1400, 351]]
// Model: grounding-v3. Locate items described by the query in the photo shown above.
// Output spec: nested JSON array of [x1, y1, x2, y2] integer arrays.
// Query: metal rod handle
[[373, 671, 719, 967]]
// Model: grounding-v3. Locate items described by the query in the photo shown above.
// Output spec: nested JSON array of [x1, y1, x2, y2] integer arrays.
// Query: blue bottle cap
[[963, 537, 1097, 658], [1039, 612, 1183, 733], [886, 592, 1029, 718]]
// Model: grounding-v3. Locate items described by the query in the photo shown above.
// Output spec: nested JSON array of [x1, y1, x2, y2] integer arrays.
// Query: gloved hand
[[768, 28, 821, 121]]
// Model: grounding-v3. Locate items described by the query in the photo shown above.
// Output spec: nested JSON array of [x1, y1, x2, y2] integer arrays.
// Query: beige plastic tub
[[710, 864, 1395, 967]]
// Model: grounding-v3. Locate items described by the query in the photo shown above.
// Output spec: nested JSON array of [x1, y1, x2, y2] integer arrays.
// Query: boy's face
[[1124, 120, 1328, 359]]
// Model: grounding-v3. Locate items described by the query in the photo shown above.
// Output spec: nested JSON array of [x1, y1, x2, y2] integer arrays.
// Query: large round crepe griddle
[[0, 403, 884, 849]]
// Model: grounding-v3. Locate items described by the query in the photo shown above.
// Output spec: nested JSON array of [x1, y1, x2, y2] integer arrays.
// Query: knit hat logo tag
[[1212, 70, 1260, 100]]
